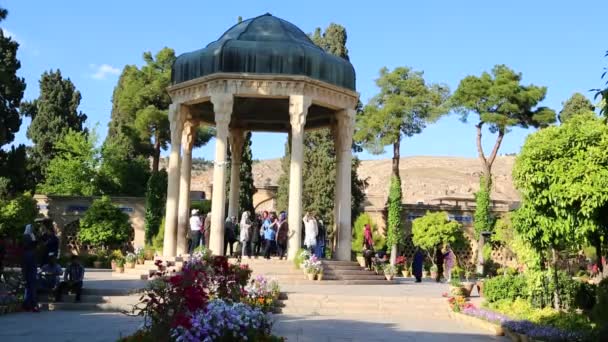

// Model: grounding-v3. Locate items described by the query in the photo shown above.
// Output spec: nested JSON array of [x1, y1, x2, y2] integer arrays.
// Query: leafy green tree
[[559, 92, 595, 123], [0, 145, 29, 197], [22, 70, 87, 184], [0, 193, 38, 238], [0, 7, 26, 147], [38, 130, 99, 196], [513, 113, 608, 308], [412, 211, 463, 266], [239, 132, 256, 215], [144, 170, 167, 245], [594, 50, 608, 118], [98, 132, 150, 196], [473, 175, 493, 237], [355, 66, 449, 177], [310, 23, 349, 60], [78, 196, 132, 248], [352, 213, 385, 253], [386, 175, 403, 264]]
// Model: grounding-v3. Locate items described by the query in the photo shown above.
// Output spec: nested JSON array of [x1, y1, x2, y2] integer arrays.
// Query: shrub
[[451, 266, 465, 280], [483, 274, 528, 303], [190, 200, 211, 215], [78, 196, 132, 248], [0, 193, 38, 239], [152, 217, 165, 252], [592, 278, 608, 327], [144, 170, 167, 245], [293, 248, 310, 269], [351, 213, 385, 254]]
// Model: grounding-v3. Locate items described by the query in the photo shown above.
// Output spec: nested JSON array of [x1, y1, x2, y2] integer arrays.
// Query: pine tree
[[239, 132, 256, 215], [0, 7, 28, 197], [22, 70, 87, 185]]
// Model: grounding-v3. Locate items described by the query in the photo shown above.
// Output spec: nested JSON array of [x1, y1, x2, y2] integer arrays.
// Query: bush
[[78, 196, 132, 248], [190, 200, 211, 215], [592, 278, 608, 327], [351, 213, 385, 254], [483, 274, 527, 303], [144, 170, 167, 245], [152, 217, 165, 252], [0, 193, 38, 239]]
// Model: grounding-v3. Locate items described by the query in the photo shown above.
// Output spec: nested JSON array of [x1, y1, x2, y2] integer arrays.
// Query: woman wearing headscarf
[[224, 217, 236, 257], [412, 247, 425, 283], [303, 212, 318, 254], [443, 245, 456, 281], [239, 211, 252, 259], [22, 224, 39, 312], [276, 212, 289, 260], [251, 214, 262, 258], [362, 224, 374, 270]]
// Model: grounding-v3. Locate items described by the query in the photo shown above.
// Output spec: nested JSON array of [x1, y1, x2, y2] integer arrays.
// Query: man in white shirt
[[188, 209, 203, 254]]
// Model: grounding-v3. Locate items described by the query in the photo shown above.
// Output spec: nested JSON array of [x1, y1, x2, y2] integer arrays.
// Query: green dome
[[171, 13, 356, 90]]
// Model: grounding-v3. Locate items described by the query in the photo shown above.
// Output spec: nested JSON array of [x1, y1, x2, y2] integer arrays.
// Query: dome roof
[[171, 14, 356, 90]]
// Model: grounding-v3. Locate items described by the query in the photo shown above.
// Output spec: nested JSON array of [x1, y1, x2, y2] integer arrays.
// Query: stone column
[[287, 95, 311, 261], [227, 129, 246, 220], [163, 103, 185, 257], [209, 94, 233, 256], [176, 118, 197, 256], [333, 108, 356, 261]]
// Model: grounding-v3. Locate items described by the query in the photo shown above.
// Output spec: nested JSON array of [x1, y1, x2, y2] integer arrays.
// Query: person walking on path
[[303, 212, 318, 254], [203, 213, 211, 249], [22, 224, 39, 312], [188, 209, 203, 254], [412, 247, 424, 283], [444, 245, 455, 281], [276, 212, 289, 260], [263, 213, 277, 259], [362, 224, 374, 270], [224, 217, 236, 257], [239, 211, 252, 259], [435, 246, 445, 283]]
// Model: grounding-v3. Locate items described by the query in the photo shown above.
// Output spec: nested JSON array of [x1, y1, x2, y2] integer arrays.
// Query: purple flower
[[462, 307, 509, 324]]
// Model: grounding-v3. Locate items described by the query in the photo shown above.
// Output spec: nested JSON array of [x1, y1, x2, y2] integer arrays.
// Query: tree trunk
[[594, 235, 604, 274], [390, 244, 397, 265], [552, 248, 561, 310], [152, 137, 161, 173], [392, 139, 400, 179]]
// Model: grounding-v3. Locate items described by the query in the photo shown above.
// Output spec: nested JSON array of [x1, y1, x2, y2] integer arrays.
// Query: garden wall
[[33, 194, 145, 255]]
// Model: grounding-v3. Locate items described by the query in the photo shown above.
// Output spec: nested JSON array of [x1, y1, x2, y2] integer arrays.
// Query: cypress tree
[[239, 132, 256, 215]]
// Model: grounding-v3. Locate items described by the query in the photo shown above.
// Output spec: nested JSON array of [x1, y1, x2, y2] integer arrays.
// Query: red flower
[[172, 312, 192, 329], [169, 274, 183, 287]]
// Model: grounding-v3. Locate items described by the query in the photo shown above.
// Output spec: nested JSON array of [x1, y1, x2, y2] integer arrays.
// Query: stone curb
[[448, 311, 504, 336]]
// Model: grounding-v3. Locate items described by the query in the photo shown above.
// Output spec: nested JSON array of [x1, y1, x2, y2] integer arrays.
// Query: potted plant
[[94, 249, 109, 269], [91, 255, 102, 269], [403, 265, 412, 278], [394, 256, 406, 276], [316, 269, 324, 281], [135, 247, 145, 264], [461, 269, 475, 296], [144, 246, 155, 260], [373, 261, 384, 275], [449, 278, 467, 296], [430, 264, 438, 279], [383, 264, 397, 281], [355, 253, 366, 268], [115, 257, 125, 273], [302, 255, 321, 280], [125, 252, 137, 268], [110, 249, 124, 270]]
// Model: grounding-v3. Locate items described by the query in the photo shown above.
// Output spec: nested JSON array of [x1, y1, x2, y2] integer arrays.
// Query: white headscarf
[[240, 211, 251, 242], [24, 224, 35, 241]]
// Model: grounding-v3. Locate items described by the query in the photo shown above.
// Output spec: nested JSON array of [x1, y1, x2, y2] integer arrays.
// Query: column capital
[[181, 120, 198, 152], [333, 108, 356, 152], [169, 103, 186, 142], [289, 95, 312, 132], [229, 129, 246, 163]]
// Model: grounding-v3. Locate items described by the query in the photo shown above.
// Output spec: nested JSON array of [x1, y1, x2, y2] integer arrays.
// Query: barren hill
[[189, 156, 520, 207]]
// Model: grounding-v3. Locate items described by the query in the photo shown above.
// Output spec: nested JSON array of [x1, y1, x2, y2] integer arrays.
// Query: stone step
[[321, 260, 360, 267], [322, 270, 378, 276], [82, 287, 143, 296], [323, 265, 364, 271]]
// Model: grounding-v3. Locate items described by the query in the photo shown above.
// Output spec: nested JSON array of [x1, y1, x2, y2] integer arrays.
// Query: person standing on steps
[[203, 213, 211, 249], [188, 209, 203, 254], [239, 211, 252, 259], [303, 212, 318, 254], [251, 214, 262, 258], [224, 217, 236, 257], [276, 212, 289, 260], [263, 213, 277, 259], [412, 247, 424, 283], [362, 224, 374, 271], [315, 218, 326, 259], [22, 224, 39, 312], [261, 211, 272, 255]]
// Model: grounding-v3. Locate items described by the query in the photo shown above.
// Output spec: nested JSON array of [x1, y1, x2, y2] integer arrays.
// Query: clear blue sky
[[3, 1, 606, 161]]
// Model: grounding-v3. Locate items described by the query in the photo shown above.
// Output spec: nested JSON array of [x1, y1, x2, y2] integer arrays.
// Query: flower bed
[[122, 251, 284, 342]]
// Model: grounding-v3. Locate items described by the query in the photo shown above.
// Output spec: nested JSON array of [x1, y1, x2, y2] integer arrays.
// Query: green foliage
[[513, 114, 608, 253], [473, 176, 493, 238], [0, 9, 26, 148], [483, 274, 528, 303], [412, 211, 463, 263], [559, 92, 595, 123], [351, 213, 386, 253], [144, 170, 167, 245], [98, 132, 150, 196], [592, 278, 608, 326], [310, 23, 349, 60], [22, 69, 87, 184], [356, 67, 449, 155], [190, 200, 211, 215], [386, 175, 403, 248], [493, 213, 542, 269], [152, 217, 165, 252], [38, 130, 99, 196], [78, 196, 132, 248], [0, 193, 38, 238], [239, 132, 256, 215], [0, 145, 32, 197]]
